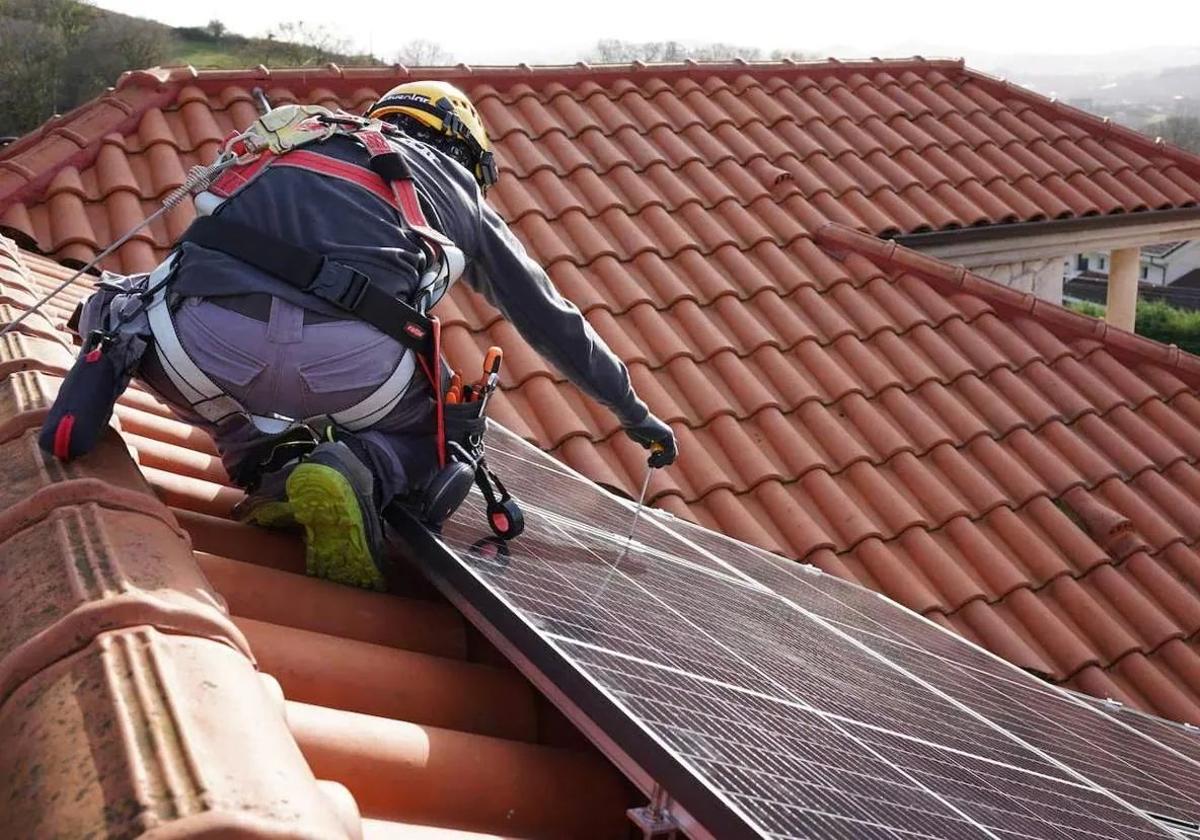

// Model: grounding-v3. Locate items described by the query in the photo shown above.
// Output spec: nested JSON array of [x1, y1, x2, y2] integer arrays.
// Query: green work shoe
[[286, 440, 386, 591], [233, 465, 299, 528]]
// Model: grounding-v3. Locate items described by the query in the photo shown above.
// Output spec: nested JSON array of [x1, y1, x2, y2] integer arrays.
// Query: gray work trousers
[[137, 295, 438, 503]]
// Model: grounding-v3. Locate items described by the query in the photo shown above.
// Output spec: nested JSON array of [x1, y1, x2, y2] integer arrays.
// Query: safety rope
[[0, 151, 241, 340]]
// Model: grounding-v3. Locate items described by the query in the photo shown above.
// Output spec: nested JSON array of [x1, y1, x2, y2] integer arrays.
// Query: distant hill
[[1010, 63, 1200, 110], [0, 1, 385, 140], [167, 22, 384, 70]]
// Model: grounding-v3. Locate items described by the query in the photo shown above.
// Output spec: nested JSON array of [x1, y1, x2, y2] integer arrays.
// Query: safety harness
[[148, 106, 462, 443], [144, 104, 522, 537]]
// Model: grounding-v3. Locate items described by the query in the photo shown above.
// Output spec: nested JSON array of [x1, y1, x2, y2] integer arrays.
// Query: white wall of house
[[1065, 240, 1199, 286], [973, 257, 1066, 302], [911, 218, 1200, 317], [1164, 240, 1200, 283]]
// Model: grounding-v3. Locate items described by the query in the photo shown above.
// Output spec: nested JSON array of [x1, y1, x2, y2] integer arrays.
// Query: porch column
[[1106, 247, 1140, 332]]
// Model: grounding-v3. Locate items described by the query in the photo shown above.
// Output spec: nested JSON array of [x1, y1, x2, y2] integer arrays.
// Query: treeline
[[0, 0, 816, 142], [0, 2, 387, 138], [0, 0, 172, 138]]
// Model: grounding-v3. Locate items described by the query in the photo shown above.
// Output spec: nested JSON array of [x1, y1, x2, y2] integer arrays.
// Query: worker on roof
[[55, 81, 676, 591]]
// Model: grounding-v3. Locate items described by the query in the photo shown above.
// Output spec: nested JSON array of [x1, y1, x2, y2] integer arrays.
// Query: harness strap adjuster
[[308, 260, 371, 311]]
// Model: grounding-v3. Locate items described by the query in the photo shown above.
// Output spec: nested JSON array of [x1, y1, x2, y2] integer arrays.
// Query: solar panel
[[658, 513, 1200, 822], [389, 425, 1196, 839]]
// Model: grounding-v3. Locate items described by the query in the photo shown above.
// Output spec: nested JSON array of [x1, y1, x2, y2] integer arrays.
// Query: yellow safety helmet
[[368, 81, 498, 192]]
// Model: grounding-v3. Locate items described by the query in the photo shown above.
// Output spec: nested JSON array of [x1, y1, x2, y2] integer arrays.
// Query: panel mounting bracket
[[627, 785, 681, 839]]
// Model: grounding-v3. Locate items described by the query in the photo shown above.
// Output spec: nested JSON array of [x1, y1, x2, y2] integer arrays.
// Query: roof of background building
[[5, 57, 1200, 835], [1143, 240, 1187, 258], [1174, 267, 1200, 288]]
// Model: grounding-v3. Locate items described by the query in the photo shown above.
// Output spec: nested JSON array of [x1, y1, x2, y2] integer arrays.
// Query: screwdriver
[[620, 443, 663, 559], [597, 442, 664, 596]]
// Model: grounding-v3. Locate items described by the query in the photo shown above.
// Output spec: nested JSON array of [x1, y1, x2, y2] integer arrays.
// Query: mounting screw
[[627, 786, 679, 839]]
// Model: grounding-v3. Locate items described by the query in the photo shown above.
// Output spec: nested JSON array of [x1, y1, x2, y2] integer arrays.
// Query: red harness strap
[[276, 153, 431, 234], [208, 153, 273, 199], [272, 149, 433, 228], [354, 129, 432, 225], [208, 144, 432, 231], [417, 317, 446, 469]]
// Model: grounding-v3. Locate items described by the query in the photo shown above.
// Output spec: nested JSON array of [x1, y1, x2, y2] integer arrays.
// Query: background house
[[1068, 239, 1200, 287], [1064, 239, 1200, 308]]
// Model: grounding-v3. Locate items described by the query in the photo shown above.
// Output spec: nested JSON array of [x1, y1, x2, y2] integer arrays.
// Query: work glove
[[624, 413, 677, 468]]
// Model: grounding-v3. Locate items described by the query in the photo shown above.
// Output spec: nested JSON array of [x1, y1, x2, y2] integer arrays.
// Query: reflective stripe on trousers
[[140, 294, 438, 503]]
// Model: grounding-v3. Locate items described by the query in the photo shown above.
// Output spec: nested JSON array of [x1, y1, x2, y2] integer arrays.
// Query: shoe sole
[[240, 500, 296, 529], [287, 462, 385, 591]]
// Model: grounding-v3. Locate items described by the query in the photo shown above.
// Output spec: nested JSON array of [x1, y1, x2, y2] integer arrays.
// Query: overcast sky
[[95, 0, 1200, 72]]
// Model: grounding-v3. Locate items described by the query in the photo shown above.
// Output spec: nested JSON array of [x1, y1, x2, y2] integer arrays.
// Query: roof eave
[[894, 206, 1200, 267]]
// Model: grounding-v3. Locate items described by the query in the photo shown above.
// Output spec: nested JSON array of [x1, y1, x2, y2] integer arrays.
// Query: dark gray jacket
[[172, 131, 649, 426]]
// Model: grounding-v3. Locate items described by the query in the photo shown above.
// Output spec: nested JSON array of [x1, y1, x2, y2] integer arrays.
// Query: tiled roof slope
[[3, 60, 1200, 729], [4, 60, 1200, 269], [0, 240, 632, 836]]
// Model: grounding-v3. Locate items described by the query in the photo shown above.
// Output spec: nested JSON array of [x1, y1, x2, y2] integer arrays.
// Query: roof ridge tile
[[816, 223, 1200, 390]]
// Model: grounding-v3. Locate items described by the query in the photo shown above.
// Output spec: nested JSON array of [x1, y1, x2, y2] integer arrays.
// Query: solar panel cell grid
[[655, 497, 1200, 827], [396, 426, 1190, 838]]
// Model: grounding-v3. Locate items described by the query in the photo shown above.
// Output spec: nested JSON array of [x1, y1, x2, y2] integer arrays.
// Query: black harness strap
[[180, 215, 433, 357]]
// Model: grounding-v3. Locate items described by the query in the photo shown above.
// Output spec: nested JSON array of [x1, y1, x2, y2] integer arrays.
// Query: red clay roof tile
[[6, 57, 1200, 833]]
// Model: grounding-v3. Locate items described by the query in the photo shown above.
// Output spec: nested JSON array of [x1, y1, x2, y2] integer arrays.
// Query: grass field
[[173, 37, 254, 69], [168, 31, 384, 70]]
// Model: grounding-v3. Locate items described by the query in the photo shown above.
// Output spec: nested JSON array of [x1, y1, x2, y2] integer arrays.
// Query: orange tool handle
[[446, 372, 463, 404], [471, 346, 503, 401], [482, 346, 503, 376]]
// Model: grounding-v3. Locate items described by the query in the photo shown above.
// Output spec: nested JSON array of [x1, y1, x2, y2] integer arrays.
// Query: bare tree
[[264, 20, 350, 65], [689, 43, 762, 61], [395, 38, 453, 66], [587, 39, 760, 64], [770, 48, 818, 61]]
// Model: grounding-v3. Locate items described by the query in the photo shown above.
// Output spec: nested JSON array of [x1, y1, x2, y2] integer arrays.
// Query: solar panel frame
[[389, 503, 759, 840]]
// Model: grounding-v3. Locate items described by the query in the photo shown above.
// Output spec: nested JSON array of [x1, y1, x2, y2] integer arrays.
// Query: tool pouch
[[39, 329, 144, 460], [443, 401, 523, 539], [444, 399, 487, 465], [39, 273, 153, 461]]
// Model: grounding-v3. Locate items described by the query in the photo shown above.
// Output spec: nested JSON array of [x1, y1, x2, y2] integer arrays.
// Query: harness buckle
[[309, 260, 371, 312]]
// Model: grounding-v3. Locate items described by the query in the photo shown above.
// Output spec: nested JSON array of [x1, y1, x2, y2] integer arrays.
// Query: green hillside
[[0, 1, 384, 139], [168, 21, 384, 71]]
